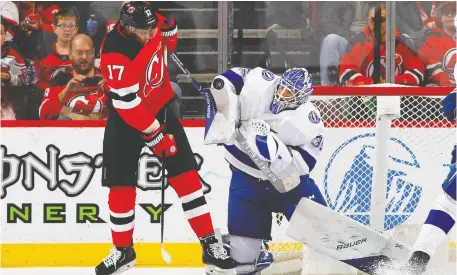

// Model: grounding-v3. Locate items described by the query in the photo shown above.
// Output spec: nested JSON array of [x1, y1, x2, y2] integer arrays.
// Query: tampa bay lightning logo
[[262, 69, 275, 81], [308, 111, 321, 124], [324, 133, 423, 230]]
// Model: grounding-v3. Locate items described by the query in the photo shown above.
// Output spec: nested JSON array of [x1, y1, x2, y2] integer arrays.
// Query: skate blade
[[111, 259, 137, 275], [205, 265, 236, 275]]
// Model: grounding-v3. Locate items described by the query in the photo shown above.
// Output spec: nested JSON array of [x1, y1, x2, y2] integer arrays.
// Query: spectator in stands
[[0, 1, 19, 42], [318, 2, 371, 86], [338, 5, 425, 86], [1, 17, 28, 120], [39, 34, 107, 120], [417, 1, 456, 86], [38, 8, 79, 84]]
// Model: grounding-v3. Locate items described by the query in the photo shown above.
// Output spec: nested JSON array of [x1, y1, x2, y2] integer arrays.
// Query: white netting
[[267, 86, 456, 275]]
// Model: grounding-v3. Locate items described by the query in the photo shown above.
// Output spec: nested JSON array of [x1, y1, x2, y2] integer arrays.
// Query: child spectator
[[38, 8, 78, 85], [339, 4, 425, 86]]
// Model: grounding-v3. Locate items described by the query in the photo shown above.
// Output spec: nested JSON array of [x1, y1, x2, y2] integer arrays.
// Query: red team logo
[[366, 54, 404, 79], [443, 48, 456, 80], [143, 43, 164, 97], [67, 93, 104, 116]]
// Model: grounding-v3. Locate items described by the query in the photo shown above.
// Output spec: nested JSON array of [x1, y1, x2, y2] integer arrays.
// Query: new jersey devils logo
[[143, 45, 164, 97], [366, 54, 403, 79], [443, 48, 456, 80], [67, 94, 104, 116]]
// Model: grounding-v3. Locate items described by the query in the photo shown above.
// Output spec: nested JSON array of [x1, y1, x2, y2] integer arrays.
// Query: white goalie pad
[[286, 198, 410, 262], [204, 87, 239, 145]]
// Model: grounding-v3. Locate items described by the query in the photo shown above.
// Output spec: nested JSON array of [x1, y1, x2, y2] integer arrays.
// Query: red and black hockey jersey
[[39, 68, 108, 120], [35, 42, 72, 91], [418, 27, 456, 86], [339, 26, 425, 86], [100, 12, 177, 132]]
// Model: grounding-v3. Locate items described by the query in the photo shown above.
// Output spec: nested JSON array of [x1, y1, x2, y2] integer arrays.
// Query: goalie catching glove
[[239, 119, 300, 188], [142, 124, 178, 158]]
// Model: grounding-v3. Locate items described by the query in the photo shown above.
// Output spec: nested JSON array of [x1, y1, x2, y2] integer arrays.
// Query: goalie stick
[[168, 53, 410, 274]]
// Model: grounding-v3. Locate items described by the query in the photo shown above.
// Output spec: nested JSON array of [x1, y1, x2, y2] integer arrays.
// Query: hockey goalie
[[204, 67, 328, 274], [202, 66, 411, 275]]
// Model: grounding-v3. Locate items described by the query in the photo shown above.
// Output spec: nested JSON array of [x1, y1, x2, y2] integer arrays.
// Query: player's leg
[[155, 104, 237, 269], [225, 168, 276, 274], [95, 109, 145, 275], [407, 163, 456, 274]]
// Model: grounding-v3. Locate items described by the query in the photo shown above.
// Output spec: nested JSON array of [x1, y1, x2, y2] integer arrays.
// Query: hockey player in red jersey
[[339, 5, 425, 86], [96, 2, 236, 275], [417, 1, 456, 86]]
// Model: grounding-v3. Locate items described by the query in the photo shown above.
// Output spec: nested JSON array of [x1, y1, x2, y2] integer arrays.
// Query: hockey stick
[[168, 53, 292, 193], [160, 149, 171, 263], [160, 46, 172, 264]]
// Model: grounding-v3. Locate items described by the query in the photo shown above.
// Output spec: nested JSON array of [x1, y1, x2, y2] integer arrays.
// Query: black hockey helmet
[[120, 1, 157, 30]]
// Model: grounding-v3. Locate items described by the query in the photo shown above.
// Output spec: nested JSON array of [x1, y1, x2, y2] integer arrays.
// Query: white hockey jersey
[[1, 43, 26, 87], [211, 67, 324, 180]]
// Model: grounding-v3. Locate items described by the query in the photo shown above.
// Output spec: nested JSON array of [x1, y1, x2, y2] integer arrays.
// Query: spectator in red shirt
[[39, 34, 108, 120], [339, 4, 425, 86], [418, 1, 456, 86]]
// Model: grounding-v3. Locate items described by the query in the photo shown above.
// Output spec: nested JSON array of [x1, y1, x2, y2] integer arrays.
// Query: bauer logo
[[323, 133, 423, 230]]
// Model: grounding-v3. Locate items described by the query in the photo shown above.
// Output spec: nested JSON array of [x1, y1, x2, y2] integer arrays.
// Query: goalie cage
[[263, 85, 456, 275]]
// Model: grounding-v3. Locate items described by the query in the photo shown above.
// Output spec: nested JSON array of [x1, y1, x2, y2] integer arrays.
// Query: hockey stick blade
[[286, 197, 410, 274]]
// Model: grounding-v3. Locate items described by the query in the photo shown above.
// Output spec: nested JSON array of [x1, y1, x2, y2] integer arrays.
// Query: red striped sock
[[108, 186, 136, 247], [168, 170, 214, 238]]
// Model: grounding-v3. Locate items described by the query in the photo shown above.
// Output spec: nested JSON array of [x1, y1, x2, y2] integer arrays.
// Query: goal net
[[265, 85, 456, 275]]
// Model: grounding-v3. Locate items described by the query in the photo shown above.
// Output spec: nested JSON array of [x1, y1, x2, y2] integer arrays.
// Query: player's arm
[[101, 53, 177, 157], [274, 106, 324, 176], [339, 42, 373, 85], [211, 67, 252, 95], [200, 67, 252, 145], [395, 41, 424, 86], [240, 107, 324, 179], [155, 12, 178, 52]]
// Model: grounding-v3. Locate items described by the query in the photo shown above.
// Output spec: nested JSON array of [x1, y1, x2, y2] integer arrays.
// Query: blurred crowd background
[[0, 1, 455, 120]]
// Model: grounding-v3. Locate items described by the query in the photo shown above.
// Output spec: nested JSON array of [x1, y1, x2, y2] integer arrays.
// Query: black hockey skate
[[406, 251, 430, 275], [201, 233, 237, 274], [95, 246, 136, 275]]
